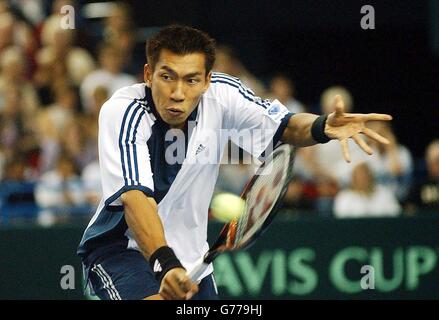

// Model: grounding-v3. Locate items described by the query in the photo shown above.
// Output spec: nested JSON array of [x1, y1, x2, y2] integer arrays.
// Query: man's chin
[[163, 117, 186, 129]]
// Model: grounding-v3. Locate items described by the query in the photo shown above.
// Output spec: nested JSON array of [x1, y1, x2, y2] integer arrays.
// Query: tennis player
[[77, 25, 392, 300]]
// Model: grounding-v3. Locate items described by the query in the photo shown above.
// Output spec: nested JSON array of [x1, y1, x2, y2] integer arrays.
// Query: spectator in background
[[39, 2, 96, 87], [295, 86, 369, 215], [0, 11, 15, 52], [33, 45, 66, 106], [281, 175, 318, 214], [0, 0, 8, 15], [102, 2, 134, 46], [0, 147, 5, 181], [36, 84, 79, 173], [0, 10, 37, 60], [213, 44, 267, 97], [268, 74, 305, 114], [102, 2, 137, 66], [334, 162, 401, 218], [365, 121, 413, 202], [81, 85, 108, 160], [8, 0, 47, 27], [40, 26, 96, 87], [38, 0, 73, 44], [90, 85, 108, 119], [78, 87, 107, 210], [0, 46, 40, 116], [81, 160, 101, 209], [37, 113, 96, 176], [405, 140, 439, 214], [33, 48, 55, 106], [84, 1, 141, 77], [0, 85, 29, 152], [0, 84, 39, 172], [36, 107, 59, 174], [80, 43, 136, 113], [1, 155, 27, 182], [41, 84, 78, 134], [0, 154, 38, 222], [60, 117, 97, 171], [35, 153, 85, 226]]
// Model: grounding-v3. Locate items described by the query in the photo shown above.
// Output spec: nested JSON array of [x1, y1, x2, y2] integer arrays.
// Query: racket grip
[[187, 259, 209, 282]]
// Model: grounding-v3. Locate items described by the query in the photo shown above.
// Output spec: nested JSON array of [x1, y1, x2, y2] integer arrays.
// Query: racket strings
[[234, 150, 290, 247]]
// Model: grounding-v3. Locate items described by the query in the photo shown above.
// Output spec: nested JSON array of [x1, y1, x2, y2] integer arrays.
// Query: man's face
[[144, 49, 211, 128]]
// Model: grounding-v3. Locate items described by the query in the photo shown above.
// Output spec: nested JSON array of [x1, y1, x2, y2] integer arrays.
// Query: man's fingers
[[177, 275, 191, 290], [160, 282, 189, 300], [362, 127, 390, 144], [162, 275, 189, 300], [177, 275, 199, 300], [182, 277, 199, 300], [352, 134, 373, 155], [158, 268, 199, 300], [159, 287, 173, 300], [363, 113, 393, 121], [185, 279, 199, 293], [186, 282, 199, 300], [333, 95, 345, 115], [339, 139, 351, 163]]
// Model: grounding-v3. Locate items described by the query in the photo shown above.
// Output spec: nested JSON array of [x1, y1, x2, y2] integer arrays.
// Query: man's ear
[[203, 71, 212, 92], [144, 64, 152, 88]]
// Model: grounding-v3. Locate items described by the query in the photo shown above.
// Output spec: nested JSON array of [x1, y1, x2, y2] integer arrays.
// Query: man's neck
[[170, 123, 186, 130]]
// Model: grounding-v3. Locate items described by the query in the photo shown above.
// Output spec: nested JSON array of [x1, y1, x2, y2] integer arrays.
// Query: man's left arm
[[281, 113, 319, 147], [281, 95, 393, 162]]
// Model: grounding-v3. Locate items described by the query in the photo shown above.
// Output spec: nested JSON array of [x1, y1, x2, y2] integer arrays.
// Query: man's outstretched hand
[[325, 95, 393, 162]]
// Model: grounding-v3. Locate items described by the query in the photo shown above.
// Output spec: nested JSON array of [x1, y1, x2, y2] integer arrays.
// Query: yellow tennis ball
[[210, 193, 246, 223]]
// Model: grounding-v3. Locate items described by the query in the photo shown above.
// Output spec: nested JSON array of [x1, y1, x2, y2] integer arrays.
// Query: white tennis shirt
[[78, 72, 293, 281]]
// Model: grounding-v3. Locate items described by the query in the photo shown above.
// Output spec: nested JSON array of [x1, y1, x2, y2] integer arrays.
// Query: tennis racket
[[188, 144, 296, 281]]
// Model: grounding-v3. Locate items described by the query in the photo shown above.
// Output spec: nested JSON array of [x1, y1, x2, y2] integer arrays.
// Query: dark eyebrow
[[184, 72, 202, 78], [159, 66, 202, 78], [159, 66, 178, 76]]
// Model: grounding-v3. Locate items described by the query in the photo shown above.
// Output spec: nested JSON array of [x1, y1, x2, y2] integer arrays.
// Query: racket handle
[[187, 259, 209, 282]]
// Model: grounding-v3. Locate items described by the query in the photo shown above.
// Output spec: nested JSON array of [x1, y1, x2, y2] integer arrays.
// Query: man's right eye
[[161, 74, 172, 81]]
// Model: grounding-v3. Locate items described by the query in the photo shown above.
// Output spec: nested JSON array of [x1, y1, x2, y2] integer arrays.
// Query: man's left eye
[[188, 79, 199, 84]]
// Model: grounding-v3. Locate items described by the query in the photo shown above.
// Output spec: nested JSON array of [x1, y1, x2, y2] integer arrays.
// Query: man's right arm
[[122, 190, 166, 257], [121, 190, 198, 300]]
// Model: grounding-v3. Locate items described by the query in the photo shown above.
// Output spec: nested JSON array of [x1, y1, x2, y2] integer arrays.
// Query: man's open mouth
[[166, 108, 184, 116]]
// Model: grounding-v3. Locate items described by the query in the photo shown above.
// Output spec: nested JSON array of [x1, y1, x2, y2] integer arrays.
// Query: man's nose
[[170, 82, 185, 102]]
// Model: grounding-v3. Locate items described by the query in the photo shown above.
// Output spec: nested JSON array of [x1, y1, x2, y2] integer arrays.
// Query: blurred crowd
[[211, 39, 439, 220], [0, 0, 140, 225], [0, 0, 437, 226]]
